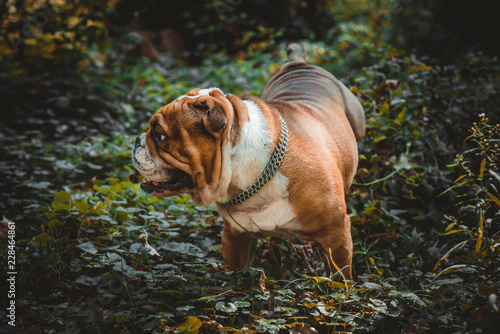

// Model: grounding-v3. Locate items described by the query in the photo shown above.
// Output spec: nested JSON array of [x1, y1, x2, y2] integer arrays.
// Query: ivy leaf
[[52, 191, 71, 212], [216, 302, 237, 313], [74, 202, 91, 214], [33, 232, 53, 247], [25, 181, 53, 189], [77, 241, 97, 254], [55, 160, 75, 170]]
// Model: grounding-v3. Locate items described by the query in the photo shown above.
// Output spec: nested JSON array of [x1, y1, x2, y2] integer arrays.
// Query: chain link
[[222, 117, 288, 206]]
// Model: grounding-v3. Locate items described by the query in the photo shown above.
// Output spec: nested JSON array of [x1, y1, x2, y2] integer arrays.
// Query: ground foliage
[[0, 0, 499, 333]]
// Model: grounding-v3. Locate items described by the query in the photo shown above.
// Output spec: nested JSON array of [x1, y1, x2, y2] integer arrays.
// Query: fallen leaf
[[137, 229, 162, 261], [259, 270, 269, 294]]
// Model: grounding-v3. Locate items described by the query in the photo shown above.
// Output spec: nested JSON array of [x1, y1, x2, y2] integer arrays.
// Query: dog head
[[132, 88, 242, 205]]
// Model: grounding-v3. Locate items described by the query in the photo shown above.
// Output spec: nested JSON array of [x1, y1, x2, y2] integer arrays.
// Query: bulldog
[[132, 44, 365, 279]]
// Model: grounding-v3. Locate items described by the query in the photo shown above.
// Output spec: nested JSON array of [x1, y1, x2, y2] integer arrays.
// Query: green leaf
[[216, 301, 237, 313], [434, 240, 468, 271], [234, 301, 251, 308], [77, 241, 98, 254], [436, 264, 467, 276], [437, 181, 468, 197], [93, 184, 110, 195], [48, 219, 63, 228], [176, 305, 195, 312]]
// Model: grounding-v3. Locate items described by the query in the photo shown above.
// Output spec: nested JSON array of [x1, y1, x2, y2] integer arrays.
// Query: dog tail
[[286, 43, 308, 63]]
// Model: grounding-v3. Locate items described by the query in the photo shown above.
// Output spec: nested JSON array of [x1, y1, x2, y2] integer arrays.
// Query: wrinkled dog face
[[132, 88, 232, 205], [132, 130, 195, 198]]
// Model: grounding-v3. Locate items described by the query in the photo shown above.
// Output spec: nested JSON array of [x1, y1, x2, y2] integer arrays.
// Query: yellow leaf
[[52, 191, 71, 213], [74, 202, 90, 214], [177, 317, 202, 334], [479, 159, 486, 179], [486, 191, 500, 207], [303, 302, 317, 308], [442, 229, 463, 236], [476, 212, 484, 252], [328, 249, 349, 291], [220, 327, 241, 332], [472, 248, 487, 259], [437, 181, 468, 197], [108, 178, 120, 185], [433, 240, 468, 271], [350, 86, 359, 96], [330, 281, 350, 290], [395, 107, 406, 125], [313, 276, 333, 284], [373, 135, 387, 143], [437, 264, 466, 276], [379, 101, 389, 115], [33, 232, 53, 247], [93, 184, 109, 195]]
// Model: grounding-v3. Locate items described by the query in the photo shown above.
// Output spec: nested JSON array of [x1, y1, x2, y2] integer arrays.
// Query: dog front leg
[[221, 220, 255, 271]]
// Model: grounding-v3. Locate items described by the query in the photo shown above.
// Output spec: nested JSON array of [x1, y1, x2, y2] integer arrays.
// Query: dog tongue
[[142, 179, 159, 186]]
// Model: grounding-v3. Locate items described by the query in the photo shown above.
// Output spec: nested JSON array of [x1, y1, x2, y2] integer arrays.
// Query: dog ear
[[206, 99, 227, 133], [192, 99, 227, 135]]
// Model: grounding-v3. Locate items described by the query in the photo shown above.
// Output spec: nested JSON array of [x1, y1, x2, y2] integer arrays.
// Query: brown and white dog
[[132, 44, 365, 279]]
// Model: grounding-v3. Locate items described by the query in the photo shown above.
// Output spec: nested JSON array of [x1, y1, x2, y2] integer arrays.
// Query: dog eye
[[151, 130, 167, 142], [153, 131, 166, 142]]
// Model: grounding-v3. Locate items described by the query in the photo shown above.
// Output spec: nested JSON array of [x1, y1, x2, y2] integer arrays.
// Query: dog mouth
[[140, 169, 194, 197]]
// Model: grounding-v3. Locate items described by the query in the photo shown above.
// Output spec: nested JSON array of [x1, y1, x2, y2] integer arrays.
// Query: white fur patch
[[134, 133, 155, 170], [177, 87, 224, 101], [132, 133, 171, 182], [223, 100, 298, 235], [223, 173, 299, 236], [229, 100, 272, 188]]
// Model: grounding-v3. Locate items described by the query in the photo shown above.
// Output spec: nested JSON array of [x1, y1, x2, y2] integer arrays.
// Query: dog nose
[[134, 136, 141, 147]]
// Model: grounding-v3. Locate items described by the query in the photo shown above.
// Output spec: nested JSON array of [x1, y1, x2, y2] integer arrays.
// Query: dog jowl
[[132, 44, 365, 280]]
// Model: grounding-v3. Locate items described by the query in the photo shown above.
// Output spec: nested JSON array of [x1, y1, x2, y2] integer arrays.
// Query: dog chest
[[220, 196, 300, 237]]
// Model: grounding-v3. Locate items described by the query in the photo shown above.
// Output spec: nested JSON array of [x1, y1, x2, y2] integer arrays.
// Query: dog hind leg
[[316, 214, 353, 280]]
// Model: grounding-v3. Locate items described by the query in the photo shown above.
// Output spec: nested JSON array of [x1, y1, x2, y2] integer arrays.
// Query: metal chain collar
[[221, 117, 288, 206]]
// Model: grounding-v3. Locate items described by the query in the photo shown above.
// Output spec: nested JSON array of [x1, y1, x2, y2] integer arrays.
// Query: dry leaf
[[137, 229, 162, 261], [259, 270, 269, 294]]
